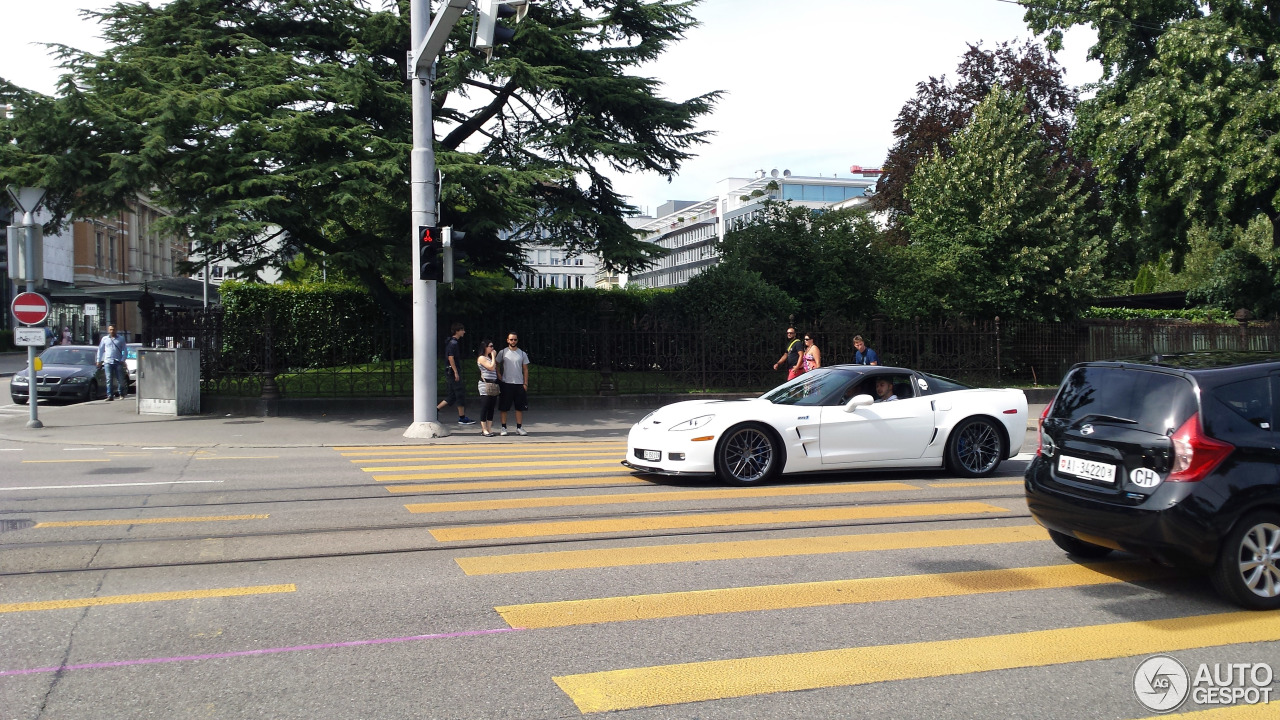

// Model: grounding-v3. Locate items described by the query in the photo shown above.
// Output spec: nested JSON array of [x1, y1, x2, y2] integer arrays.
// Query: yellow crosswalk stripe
[[362, 458, 623, 472], [406, 483, 919, 513], [929, 480, 1023, 488], [352, 451, 621, 464], [553, 611, 1280, 713], [373, 466, 629, 482], [1152, 704, 1279, 719], [456, 525, 1049, 575], [0, 584, 296, 613], [387, 477, 652, 493], [430, 501, 1009, 541], [340, 446, 625, 457], [333, 442, 625, 452], [497, 561, 1171, 629], [34, 514, 270, 528]]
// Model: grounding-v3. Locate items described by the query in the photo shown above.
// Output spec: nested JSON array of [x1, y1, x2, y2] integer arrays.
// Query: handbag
[[485, 381, 500, 396]]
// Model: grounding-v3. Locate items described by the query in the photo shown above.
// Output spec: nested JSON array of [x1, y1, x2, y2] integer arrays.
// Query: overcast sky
[[1, 0, 1102, 215]]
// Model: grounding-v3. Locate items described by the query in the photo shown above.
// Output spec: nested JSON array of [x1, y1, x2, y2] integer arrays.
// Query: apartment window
[[95, 232, 103, 269], [108, 236, 117, 273]]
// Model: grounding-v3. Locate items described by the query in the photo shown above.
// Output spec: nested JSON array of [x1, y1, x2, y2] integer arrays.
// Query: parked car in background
[[9, 346, 107, 404], [1026, 353, 1280, 609], [125, 343, 142, 387], [624, 365, 1027, 485]]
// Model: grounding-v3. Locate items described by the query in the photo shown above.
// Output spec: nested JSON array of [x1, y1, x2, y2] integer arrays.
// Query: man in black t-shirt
[[437, 322, 475, 425], [772, 327, 802, 378]]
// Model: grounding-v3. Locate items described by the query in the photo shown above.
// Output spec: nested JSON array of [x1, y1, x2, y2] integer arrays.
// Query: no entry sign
[[11, 291, 50, 326]]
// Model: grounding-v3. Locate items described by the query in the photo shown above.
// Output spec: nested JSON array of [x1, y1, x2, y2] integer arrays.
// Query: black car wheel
[[88, 380, 99, 401], [715, 423, 781, 486], [1211, 511, 1280, 610], [946, 417, 1005, 478], [1048, 529, 1114, 559]]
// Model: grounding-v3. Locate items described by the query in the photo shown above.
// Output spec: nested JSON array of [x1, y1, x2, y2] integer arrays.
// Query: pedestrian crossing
[[337, 441, 1280, 715]]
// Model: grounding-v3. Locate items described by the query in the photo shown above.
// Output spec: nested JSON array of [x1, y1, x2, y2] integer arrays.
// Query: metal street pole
[[7, 186, 46, 429], [405, 0, 446, 439]]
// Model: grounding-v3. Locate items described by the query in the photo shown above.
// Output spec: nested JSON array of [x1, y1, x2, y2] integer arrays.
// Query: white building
[[627, 167, 881, 289]]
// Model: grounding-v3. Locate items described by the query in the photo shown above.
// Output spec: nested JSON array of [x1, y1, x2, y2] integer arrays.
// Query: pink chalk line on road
[[0, 626, 524, 677]]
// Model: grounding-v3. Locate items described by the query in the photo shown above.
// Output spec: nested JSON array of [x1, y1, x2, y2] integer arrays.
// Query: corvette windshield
[[762, 368, 860, 406]]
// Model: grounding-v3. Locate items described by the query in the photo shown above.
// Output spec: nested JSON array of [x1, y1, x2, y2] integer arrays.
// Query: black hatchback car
[[1026, 354, 1280, 609]]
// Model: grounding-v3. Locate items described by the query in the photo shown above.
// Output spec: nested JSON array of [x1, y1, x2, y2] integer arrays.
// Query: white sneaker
[[516, 427, 528, 436], [499, 428, 509, 436]]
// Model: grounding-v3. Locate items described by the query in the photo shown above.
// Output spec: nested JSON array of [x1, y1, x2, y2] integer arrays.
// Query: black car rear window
[[1051, 366, 1197, 436], [1204, 376, 1274, 437]]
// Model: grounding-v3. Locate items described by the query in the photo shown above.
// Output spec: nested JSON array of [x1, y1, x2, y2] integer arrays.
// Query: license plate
[[642, 449, 661, 462], [1058, 454, 1116, 483]]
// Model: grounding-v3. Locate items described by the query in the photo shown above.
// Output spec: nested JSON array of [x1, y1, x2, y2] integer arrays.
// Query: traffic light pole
[[7, 185, 45, 429], [405, 0, 447, 439], [402, 0, 520, 439]]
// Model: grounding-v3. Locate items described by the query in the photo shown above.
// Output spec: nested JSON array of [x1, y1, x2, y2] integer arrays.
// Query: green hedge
[[1082, 307, 1234, 323]]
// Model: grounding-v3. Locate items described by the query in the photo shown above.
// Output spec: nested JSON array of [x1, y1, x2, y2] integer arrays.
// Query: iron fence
[[146, 307, 1280, 398]]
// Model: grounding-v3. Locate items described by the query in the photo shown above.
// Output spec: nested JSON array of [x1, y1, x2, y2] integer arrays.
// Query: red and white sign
[[11, 292, 50, 326]]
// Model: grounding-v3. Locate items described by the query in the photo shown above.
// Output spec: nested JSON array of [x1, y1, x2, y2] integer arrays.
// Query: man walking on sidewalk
[[437, 322, 474, 425], [95, 325, 127, 401]]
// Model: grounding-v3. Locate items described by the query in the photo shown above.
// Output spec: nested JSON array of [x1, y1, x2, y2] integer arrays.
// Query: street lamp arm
[[412, 0, 472, 79]]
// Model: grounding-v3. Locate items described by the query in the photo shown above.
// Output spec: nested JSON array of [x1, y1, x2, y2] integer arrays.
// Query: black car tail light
[[1035, 397, 1054, 456], [1167, 412, 1234, 482]]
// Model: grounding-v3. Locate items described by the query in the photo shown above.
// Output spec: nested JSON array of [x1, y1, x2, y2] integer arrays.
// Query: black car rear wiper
[[1077, 413, 1139, 425]]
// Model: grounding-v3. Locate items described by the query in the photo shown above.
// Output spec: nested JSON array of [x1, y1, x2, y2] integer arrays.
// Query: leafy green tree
[[1025, 0, 1280, 263], [676, 262, 798, 329], [891, 86, 1106, 320], [0, 0, 719, 314], [871, 41, 1083, 239], [717, 201, 884, 317]]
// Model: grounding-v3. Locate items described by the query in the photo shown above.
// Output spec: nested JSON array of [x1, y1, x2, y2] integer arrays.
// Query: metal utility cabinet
[[136, 348, 201, 416]]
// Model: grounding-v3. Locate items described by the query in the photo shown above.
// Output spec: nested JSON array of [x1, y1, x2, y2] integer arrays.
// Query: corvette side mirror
[[844, 394, 874, 412]]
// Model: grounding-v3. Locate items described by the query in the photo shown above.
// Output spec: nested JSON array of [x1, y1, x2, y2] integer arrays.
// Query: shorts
[[443, 377, 466, 406], [498, 382, 528, 412]]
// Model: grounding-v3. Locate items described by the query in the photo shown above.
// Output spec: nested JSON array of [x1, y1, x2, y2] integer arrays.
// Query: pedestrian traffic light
[[442, 227, 467, 283], [474, 0, 529, 55], [418, 225, 442, 282]]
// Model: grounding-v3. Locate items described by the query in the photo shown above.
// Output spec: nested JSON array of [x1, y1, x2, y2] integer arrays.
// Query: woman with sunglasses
[[801, 334, 822, 373], [475, 340, 500, 437]]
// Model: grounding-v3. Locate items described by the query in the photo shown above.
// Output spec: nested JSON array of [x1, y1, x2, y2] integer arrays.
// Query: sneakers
[[516, 427, 528, 436], [481, 430, 495, 437], [105, 395, 114, 402], [499, 428, 509, 436], [458, 416, 476, 425]]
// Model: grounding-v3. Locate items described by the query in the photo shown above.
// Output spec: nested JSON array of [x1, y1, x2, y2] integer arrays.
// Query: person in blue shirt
[[853, 335, 879, 366], [95, 324, 128, 400]]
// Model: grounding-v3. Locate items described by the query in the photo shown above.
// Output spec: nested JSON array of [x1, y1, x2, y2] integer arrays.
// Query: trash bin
[[137, 348, 201, 416]]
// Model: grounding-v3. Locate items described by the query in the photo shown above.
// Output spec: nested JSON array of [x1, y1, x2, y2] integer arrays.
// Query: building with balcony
[[626, 168, 881, 289]]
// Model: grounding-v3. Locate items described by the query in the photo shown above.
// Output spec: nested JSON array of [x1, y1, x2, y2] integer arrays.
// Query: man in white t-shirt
[[495, 332, 530, 436]]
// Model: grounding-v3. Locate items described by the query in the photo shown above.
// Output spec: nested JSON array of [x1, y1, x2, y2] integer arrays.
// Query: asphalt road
[[1, 400, 1278, 719]]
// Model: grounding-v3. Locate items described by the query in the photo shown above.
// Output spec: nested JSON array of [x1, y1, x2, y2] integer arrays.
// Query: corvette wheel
[[1211, 512, 1280, 610], [947, 417, 1004, 478], [715, 423, 780, 486]]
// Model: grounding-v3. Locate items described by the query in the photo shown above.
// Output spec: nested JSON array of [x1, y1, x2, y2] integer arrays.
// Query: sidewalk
[[0, 390, 1048, 449]]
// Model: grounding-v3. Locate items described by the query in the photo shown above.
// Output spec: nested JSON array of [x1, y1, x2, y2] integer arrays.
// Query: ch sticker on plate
[[1129, 467, 1161, 488]]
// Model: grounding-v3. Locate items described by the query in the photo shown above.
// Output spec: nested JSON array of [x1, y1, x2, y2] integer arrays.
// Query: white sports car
[[623, 365, 1028, 485]]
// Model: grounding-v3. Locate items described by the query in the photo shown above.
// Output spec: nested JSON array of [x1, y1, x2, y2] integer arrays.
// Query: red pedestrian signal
[[418, 225, 442, 281]]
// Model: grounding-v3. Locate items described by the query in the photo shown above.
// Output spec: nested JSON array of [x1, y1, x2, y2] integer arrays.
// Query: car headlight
[[63, 376, 90, 384], [668, 415, 714, 431], [12, 375, 28, 385]]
